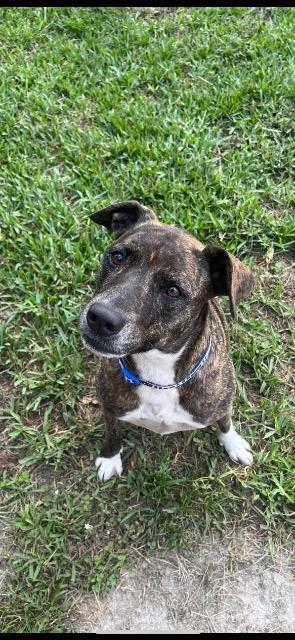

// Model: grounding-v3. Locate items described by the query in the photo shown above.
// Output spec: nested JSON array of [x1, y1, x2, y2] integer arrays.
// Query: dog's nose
[[86, 303, 125, 337]]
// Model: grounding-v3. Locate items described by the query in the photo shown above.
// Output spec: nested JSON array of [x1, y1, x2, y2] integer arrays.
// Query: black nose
[[86, 303, 125, 337]]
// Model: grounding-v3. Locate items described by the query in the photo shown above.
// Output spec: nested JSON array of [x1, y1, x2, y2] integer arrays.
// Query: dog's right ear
[[90, 200, 158, 238]]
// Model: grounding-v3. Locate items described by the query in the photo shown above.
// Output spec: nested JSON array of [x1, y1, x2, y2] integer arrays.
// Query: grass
[[0, 6, 294, 632]]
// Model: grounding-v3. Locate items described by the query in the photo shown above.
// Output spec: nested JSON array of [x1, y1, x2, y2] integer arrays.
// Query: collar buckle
[[119, 359, 141, 385]]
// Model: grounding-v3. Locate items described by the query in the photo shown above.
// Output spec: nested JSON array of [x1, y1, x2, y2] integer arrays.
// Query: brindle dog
[[79, 200, 254, 481]]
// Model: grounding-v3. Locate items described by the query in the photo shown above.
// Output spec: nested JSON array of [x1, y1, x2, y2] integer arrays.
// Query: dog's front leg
[[95, 411, 123, 482], [217, 413, 253, 466]]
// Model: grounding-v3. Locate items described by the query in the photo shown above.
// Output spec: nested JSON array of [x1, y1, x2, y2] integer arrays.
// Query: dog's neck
[[131, 344, 187, 386]]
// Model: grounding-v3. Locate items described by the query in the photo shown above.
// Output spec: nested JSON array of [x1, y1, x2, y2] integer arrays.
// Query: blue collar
[[118, 337, 212, 390]]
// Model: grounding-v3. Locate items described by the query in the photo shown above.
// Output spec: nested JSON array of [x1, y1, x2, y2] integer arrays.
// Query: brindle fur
[[79, 200, 254, 461]]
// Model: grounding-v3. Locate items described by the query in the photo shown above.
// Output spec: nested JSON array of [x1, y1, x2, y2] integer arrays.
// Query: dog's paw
[[95, 451, 123, 482], [218, 425, 253, 466]]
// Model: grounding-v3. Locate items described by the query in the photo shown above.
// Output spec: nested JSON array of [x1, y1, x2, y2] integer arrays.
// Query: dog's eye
[[165, 285, 181, 298], [109, 252, 124, 266]]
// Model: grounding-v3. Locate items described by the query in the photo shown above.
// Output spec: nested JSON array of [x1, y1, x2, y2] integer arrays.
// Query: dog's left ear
[[90, 200, 158, 238], [203, 246, 254, 318]]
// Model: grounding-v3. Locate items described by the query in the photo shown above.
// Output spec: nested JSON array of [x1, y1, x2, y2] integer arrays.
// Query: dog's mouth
[[82, 332, 126, 358], [82, 333, 101, 352], [82, 333, 110, 356]]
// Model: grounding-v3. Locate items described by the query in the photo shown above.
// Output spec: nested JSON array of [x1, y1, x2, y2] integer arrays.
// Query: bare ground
[[70, 525, 294, 633]]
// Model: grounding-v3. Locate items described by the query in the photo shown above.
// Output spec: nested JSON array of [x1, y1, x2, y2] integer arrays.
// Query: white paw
[[95, 450, 123, 482], [218, 424, 253, 466]]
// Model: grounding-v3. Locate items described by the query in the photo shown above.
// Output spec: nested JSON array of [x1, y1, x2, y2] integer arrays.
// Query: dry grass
[[70, 524, 294, 633]]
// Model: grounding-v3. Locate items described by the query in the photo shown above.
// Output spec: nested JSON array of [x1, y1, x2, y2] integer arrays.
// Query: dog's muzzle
[[79, 302, 129, 356]]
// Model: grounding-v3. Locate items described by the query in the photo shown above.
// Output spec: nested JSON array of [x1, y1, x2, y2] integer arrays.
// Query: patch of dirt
[[0, 375, 15, 414], [0, 375, 20, 473], [0, 375, 17, 600], [135, 7, 181, 19], [0, 523, 14, 602], [0, 543, 9, 597], [263, 197, 286, 220], [70, 526, 294, 633], [253, 250, 294, 306]]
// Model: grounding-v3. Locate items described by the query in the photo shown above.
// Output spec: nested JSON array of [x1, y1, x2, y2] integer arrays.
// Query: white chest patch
[[119, 347, 207, 435]]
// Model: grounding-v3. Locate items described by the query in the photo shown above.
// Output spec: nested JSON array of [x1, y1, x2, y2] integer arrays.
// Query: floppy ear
[[203, 245, 254, 318], [90, 200, 158, 238]]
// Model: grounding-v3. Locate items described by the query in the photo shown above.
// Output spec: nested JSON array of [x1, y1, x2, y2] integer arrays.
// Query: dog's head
[[79, 200, 253, 357]]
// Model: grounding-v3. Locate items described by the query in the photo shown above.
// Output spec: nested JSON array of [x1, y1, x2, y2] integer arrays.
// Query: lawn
[[0, 6, 294, 632]]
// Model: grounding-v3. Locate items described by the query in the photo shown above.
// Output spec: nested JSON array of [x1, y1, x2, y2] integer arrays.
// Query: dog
[[79, 200, 254, 482]]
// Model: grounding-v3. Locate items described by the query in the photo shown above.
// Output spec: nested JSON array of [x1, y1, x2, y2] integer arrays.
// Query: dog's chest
[[119, 349, 206, 435]]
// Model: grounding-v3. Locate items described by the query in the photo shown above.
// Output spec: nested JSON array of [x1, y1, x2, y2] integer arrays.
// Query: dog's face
[[79, 201, 253, 357]]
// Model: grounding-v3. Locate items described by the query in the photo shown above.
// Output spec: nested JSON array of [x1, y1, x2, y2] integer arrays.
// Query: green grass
[[0, 6, 294, 632]]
